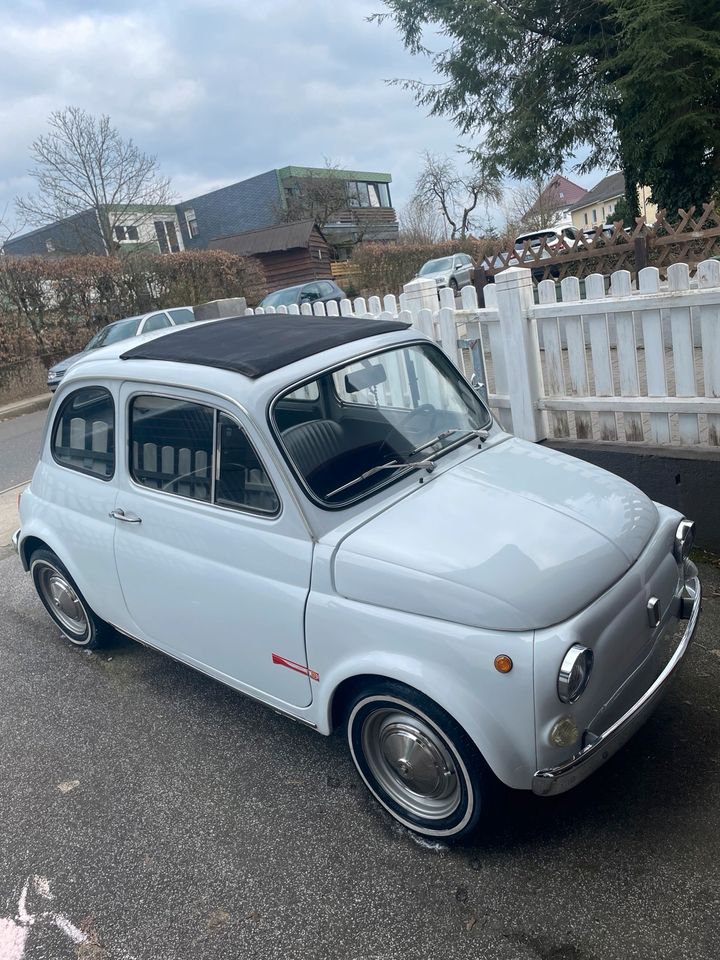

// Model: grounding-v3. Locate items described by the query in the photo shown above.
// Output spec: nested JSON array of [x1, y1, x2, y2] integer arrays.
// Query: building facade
[[567, 173, 658, 229], [4, 165, 398, 259], [4, 206, 185, 257]]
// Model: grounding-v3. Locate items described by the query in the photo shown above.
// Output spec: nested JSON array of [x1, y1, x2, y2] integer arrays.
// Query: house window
[[184, 208, 199, 238], [584, 213, 588, 225], [45, 239, 55, 253], [346, 181, 391, 209], [114, 225, 140, 242], [154, 220, 181, 254], [592, 209, 598, 223]]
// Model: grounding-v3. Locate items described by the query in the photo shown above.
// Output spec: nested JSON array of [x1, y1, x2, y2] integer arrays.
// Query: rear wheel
[[346, 680, 493, 841], [30, 549, 112, 649]]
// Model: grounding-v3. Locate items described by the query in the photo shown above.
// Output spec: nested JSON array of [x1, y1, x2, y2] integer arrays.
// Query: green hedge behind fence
[[0, 250, 267, 374]]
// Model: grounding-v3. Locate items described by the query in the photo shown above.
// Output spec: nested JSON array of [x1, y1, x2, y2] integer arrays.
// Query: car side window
[[168, 308, 194, 325], [300, 283, 321, 303], [216, 413, 279, 515], [52, 386, 115, 479], [143, 313, 171, 333], [317, 281, 335, 297], [131, 396, 213, 501], [129, 395, 278, 514]]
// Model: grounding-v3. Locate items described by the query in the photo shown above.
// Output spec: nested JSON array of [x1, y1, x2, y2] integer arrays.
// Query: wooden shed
[[208, 220, 333, 289]]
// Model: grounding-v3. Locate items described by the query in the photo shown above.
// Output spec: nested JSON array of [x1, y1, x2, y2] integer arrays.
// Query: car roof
[[120, 314, 411, 379]]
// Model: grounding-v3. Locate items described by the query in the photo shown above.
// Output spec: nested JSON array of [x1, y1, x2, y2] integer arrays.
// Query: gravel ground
[[1, 549, 719, 960]]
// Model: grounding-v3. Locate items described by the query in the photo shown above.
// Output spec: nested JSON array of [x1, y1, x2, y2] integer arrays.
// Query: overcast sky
[[0, 0, 596, 234]]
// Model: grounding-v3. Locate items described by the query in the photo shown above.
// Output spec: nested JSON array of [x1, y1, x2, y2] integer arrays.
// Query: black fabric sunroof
[[120, 314, 411, 378]]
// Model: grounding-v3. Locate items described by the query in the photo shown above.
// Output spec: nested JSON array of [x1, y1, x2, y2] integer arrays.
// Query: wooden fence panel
[[698, 259, 720, 446], [668, 263, 699, 444], [610, 270, 643, 442], [560, 276, 592, 440], [638, 267, 670, 444], [584, 273, 618, 440], [537, 280, 568, 438]]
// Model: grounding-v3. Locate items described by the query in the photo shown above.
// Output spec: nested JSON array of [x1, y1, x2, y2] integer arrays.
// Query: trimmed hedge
[[352, 239, 499, 297], [0, 251, 267, 368]]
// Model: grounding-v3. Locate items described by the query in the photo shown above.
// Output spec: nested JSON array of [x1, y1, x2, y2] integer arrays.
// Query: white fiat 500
[[15, 314, 701, 841]]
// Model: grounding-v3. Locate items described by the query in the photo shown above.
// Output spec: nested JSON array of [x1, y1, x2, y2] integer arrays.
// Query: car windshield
[[272, 342, 492, 507], [419, 258, 453, 275], [261, 287, 303, 308], [85, 317, 141, 350]]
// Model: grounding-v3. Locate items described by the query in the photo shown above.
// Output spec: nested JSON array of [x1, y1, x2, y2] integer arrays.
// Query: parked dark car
[[259, 280, 346, 310], [47, 307, 195, 391]]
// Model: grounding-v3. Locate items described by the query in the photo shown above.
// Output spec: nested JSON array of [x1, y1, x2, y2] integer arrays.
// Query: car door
[[111, 383, 315, 708], [456, 255, 473, 286], [299, 283, 322, 305], [317, 281, 341, 304]]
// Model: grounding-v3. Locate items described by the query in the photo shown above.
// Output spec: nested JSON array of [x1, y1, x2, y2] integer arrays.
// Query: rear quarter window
[[51, 386, 115, 479]]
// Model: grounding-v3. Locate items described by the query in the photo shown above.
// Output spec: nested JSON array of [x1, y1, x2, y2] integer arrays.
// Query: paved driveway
[[1, 550, 719, 960]]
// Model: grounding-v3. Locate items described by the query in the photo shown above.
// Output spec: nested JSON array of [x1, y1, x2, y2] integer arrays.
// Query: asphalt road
[[1, 550, 719, 960], [0, 407, 48, 490]]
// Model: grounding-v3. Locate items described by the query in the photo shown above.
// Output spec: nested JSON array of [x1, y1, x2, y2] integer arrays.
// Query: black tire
[[346, 679, 494, 841], [30, 548, 113, 649], [449, 278, 459, 294]]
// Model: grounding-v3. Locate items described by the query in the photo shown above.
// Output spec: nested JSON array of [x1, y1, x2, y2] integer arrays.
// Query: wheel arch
[[320, 657, 531, 790], [18, 534, 51, 572]]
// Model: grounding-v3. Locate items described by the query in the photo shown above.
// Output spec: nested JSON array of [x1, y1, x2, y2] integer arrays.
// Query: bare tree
[[414, 151, 502, 240], [277, 159, 349, 229], [399, 194, 443, 243], [16, 107, 172, 255], [504, 175, 566, 234]]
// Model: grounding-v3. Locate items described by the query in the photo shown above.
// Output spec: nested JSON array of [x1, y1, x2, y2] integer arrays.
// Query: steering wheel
[[398, 403, 441, 445]]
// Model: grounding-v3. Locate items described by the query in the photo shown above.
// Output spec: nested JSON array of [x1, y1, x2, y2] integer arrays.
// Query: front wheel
[[346, 680, 493, 841]]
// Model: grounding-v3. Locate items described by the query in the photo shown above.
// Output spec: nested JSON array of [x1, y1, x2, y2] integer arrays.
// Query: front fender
[[306, 592, 536, 790]]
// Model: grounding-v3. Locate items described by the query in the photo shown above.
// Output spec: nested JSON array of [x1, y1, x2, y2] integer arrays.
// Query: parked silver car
[[416, 254, 475, 292], [47, 307, 196, 391]]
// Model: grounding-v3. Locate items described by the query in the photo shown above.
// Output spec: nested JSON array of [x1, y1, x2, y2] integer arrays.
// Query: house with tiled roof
[[524, 175, 587, 228], [566, 172, 658, 228]]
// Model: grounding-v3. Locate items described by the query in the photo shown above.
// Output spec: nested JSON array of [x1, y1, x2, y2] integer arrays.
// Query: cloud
[[1, 0, 566, 235]]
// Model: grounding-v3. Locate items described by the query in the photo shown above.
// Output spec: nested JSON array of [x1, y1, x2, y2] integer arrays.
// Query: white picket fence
[[245, 259, 720, 450]]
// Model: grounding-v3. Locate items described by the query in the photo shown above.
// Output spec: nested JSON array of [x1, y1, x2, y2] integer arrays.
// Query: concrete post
[[493, 267, 547, 442], [193, 297, 247, 322], [402, 278, 439, 318]]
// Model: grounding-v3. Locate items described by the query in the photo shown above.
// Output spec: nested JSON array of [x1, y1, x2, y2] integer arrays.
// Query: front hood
[[49, 351, 85, 376], [333, 439, 658, 630]]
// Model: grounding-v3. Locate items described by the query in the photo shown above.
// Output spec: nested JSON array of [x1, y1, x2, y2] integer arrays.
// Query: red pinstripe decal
[[272, 653, 319, 682]]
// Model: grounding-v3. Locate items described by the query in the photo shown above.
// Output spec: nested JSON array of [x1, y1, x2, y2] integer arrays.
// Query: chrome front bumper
[[12, 528, 21, 554], [532, 573, 701, 797]]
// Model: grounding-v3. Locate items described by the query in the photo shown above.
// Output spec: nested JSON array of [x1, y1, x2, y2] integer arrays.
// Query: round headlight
[[558, 644, 594, 703], [673, 519, 695, 562]]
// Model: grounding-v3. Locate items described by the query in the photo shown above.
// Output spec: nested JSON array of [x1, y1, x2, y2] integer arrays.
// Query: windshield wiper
[[327, 458, 436, 499], [410, 427, 490, 457]]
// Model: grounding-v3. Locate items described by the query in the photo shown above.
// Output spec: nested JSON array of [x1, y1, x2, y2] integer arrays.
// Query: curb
[[0, 394, 51, 422]]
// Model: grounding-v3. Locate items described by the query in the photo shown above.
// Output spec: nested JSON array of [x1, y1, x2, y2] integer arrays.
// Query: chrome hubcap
[[361, 708, 460, 820], [36, 564, 88, 637]]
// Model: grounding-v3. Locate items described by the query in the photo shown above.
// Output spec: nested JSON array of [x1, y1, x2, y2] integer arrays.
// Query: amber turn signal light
[[494, 654, 513, 673]]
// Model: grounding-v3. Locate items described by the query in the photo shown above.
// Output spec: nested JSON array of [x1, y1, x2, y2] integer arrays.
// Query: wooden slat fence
[[243, 258, 720, 451]]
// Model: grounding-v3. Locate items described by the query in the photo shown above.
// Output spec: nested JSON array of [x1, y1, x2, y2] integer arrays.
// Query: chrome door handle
[[109, 508, 142, 523]]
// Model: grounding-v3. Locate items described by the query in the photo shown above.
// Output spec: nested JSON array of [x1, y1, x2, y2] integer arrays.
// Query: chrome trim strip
[[533, 575, 701, 797], [12, 528, 21, 554]]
